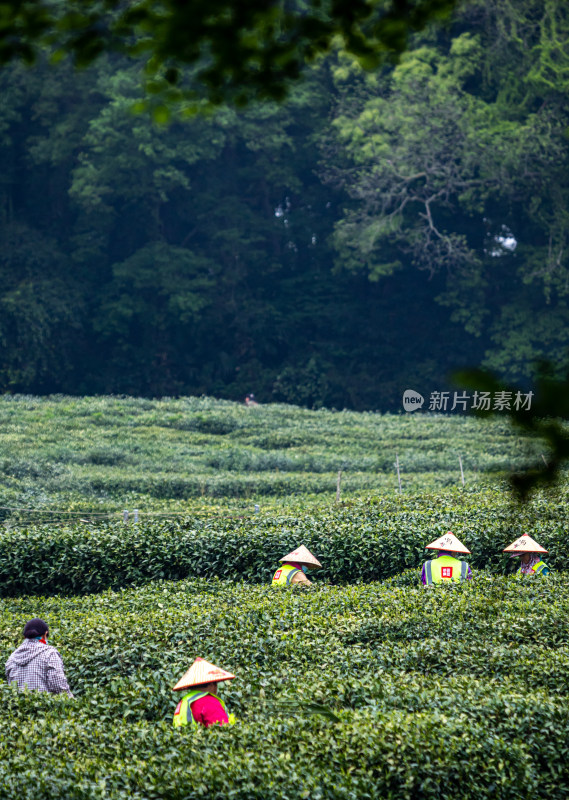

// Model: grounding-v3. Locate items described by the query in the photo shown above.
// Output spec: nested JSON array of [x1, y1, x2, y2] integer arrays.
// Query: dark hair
[[193, 681, 217, 692], [23, 618, 49, 639]]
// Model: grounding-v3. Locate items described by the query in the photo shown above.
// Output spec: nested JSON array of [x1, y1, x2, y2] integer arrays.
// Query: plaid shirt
[[5, 639, 73, 697]]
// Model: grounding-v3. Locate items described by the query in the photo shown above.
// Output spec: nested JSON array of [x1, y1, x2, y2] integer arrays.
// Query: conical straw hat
[[503, 534, 548, 554], [172, 657, 235, 692], [425, 532, 471, 554], [280, 545, 322, 569]]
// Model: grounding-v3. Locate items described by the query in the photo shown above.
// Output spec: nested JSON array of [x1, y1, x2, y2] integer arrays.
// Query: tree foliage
[[324, 0, 569, 382], [0, 0, 460, 106], [0, 0, 567, 409]]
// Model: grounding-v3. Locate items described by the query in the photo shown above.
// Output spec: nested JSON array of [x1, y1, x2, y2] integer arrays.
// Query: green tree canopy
[[323, 0, 569, 382], [0, 0, 567, 420], [1, 0, 459, 106]]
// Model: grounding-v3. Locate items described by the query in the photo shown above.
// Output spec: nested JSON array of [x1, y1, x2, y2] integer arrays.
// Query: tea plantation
[[3, 577, 569, 799], [0, 394, 551, 517], [1, 396, 568, 799]]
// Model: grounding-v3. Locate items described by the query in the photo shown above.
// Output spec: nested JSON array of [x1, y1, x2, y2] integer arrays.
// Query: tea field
[[1, 395, 568, 799], [3, 576, 569, 799], [0, 394, 552, 521]]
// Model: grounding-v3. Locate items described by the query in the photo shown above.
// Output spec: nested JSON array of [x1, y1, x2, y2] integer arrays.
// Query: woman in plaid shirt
[[5, 618, 73, 697]]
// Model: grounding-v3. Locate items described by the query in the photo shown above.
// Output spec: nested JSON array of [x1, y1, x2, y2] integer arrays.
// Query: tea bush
[[0, 394, 555, 514], [0, 490, 564, 596], [0, 395, 566, 798], [2, 575, 569, 799]]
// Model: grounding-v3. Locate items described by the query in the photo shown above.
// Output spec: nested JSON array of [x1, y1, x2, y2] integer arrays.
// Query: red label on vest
[[441, 566, 453, 579], [274, 569, 282, 581], [174, 701, 182, 715]]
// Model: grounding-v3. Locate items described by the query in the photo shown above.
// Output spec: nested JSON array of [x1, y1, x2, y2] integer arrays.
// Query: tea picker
[[503, 534, 550, 576], [173, 657, 236, 728], [5, 618, 74, 697], [272, 545, 322, 586], [422, 533, 472, 585]]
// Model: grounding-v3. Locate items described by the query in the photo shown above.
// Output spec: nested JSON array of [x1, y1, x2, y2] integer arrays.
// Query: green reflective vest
[[272, 564, 301, 586], [172, 690, 227, 728], [424, 555, 469, 585], [516, 560, 549, 576]]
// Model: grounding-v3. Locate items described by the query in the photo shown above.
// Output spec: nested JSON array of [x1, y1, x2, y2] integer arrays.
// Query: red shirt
[[190, 694, 229, 728]]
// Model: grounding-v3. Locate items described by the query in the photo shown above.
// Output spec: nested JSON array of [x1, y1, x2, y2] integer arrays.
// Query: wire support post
[[336, 470, 342, 503], [395, 454, 402, 494]]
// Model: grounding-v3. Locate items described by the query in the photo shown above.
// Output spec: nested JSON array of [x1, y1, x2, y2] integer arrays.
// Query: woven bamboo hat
[[503, 534, 548, 555], [172, 657, 236, 692], [426, 532, 471, 554], [280, 545, 322, 569]]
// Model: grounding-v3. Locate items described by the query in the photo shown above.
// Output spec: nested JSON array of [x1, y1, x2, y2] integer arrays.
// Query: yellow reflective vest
[[516, 560, 549, 576], [424, 555, 469, 585], [173, 691, 230, 728], [272, 564, 301, 586]]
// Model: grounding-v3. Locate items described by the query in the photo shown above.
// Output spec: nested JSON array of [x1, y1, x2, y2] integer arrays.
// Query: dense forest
[[0, 0, 567, 409]]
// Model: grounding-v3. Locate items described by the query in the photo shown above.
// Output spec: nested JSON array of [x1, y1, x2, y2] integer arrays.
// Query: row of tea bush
[[0, 394, 547, 512], [0, 489, 565, 596], [1, 574, 569, 799]]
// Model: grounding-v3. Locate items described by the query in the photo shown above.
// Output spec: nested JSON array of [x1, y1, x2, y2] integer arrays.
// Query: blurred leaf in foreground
[[455, 362, 569, 501]]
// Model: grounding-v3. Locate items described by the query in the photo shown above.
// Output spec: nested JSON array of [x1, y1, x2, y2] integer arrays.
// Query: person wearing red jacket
[[172, 657, 235, 728]]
